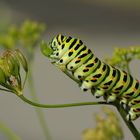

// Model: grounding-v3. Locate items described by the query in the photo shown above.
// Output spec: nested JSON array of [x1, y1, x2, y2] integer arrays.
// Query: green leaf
[[40, 40, 53, 58]]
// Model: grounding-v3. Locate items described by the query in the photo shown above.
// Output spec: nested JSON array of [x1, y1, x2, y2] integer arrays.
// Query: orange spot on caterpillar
[[85, 67, 89, 70], [70, 48, 75, 52], [76, 58, 81, 61], [92, 77, 97, 81], [133, 109, 140, 112], [111, 76, 114, 80], [83, 68, 89, 72], [133, 88, 137, 92]]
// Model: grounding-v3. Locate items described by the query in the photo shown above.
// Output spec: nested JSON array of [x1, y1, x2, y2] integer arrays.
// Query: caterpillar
[[49, 34, 140, 121]]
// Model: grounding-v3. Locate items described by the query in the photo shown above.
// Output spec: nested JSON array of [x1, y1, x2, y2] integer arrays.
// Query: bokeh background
[[0, 0, 140, 140]]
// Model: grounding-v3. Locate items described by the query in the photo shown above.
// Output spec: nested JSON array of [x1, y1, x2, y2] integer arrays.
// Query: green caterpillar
[[49, 34, 140, 121]]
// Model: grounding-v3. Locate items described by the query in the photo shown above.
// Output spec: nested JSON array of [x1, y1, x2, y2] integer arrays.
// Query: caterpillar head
[[49, 34, 67, 51]]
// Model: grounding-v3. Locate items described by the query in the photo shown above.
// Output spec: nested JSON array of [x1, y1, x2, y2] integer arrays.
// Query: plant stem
[[19, 95, 109, 108], [0, 121, 21, 140], [0, 88, 12, 93], [27, 61, 52, 140], [19, 94, 140, 139], [124, 54, 131, 74], [114, 101, 140, 140], [126, 62, 130, 74]]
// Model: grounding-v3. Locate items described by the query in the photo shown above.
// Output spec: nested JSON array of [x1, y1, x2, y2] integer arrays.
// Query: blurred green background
[[0, 0, 140, 140]]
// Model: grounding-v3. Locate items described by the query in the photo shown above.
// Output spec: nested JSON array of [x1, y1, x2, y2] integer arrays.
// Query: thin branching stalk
[[124, 54, 131, 74], [0, 121, 21, 140], [19, 93, 140, 139], [19, 95, 109, 108], [27, 61, 52, 140]]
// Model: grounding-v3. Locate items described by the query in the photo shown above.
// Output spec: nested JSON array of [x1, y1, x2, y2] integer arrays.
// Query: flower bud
[[3, 51, 20, 77], [14, 49, 28, 72], [0, 67, 6, 84], [0, 49, 28, 96]]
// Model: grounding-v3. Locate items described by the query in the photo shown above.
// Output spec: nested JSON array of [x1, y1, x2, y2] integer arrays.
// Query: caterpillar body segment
[[74, 56, 101, 80], [49, 34, 140, 121], [80, 63, 108, 91], [57, 42, 85, 66], [94, 65, 118, 98], [105, 69, 131, 103], [120, 78, 140, 105], [127, 104, 140, 121], [66, 48, 92, 71], [128, 94, 140, 107]]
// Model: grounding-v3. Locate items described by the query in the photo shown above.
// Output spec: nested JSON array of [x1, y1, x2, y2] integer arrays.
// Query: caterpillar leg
[[119, 98, 128, 109], [126, 112, 137, 121], [106, 94, 117, 103], [80, 81, 91, 91], [126, 104, 140, 121], [120, 97, 127, 105], [95, 88, 105, 98], [91, 87, 96, 95]]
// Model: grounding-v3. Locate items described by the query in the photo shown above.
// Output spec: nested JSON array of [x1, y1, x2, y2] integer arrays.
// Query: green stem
[[0, 121, 21, 140], [126, 63, 130, 74], [19, 94, 140, 139], [19, 95, 109, 108], [0, 88, 12, 93], [124, 54, 131, 74], [114, 101, 140, 140], [27, 61, 52, 140]]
